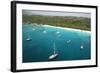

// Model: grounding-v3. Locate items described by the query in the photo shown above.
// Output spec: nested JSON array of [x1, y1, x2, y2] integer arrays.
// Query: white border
[[16, 4, 96, 70]]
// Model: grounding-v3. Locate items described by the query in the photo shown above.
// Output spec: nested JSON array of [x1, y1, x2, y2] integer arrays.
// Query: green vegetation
[[23, 15, 91, 31]]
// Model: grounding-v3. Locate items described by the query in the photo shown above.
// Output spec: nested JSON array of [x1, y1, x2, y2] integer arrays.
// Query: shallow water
[[22, 23, 91, 63]]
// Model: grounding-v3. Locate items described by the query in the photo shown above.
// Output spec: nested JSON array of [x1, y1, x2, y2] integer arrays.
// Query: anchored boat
[[49, 42, 58, 60], [26, 34, 32, 41]]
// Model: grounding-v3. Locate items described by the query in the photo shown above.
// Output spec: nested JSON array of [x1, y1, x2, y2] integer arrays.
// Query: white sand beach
[[43, 25, 91, 34]]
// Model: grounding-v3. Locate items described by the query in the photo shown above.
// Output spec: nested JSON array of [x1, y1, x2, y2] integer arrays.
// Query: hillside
[[23, 15, 91, 31]]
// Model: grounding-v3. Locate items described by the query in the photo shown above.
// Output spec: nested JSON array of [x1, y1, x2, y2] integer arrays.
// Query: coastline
[[43, 25, 91, 34]]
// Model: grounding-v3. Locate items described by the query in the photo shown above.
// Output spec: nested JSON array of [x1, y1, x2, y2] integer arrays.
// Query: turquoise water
[[22, 23, 91, 63]]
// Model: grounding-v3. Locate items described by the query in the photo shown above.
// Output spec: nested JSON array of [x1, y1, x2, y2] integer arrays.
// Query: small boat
[[80, 45, 84, 49], [32, 28, 36, 31], [49, 53, 58, 60], [43, 30, 47, 34], [26, 38, 31, 41], [67, 40, 71, 43], [56, 31, 60, 34], [80, 30, 84, 50], [55, 31, 61, 37], [26, 34, 32, 41], [49, 42, 58, 60]]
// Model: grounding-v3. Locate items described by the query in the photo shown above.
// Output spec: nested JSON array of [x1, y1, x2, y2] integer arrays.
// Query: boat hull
[[49, 53, 58, 60]]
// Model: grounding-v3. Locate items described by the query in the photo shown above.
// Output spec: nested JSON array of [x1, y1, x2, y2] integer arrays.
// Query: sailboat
[[26, 37, 31, 41], [26, 34, 32, 41], [56, 31, 60, 34], [49, 42, 58, 60], [80, 45, 84, 49], [80, 30, 84, 50], [43, 30, 47, 34], [67, 40, 71, 43]]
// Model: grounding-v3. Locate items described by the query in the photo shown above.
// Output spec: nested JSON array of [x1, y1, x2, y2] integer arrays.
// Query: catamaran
[[49, 42, 58, 60]]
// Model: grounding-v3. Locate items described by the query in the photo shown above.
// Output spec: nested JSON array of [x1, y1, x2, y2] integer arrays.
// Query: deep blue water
[[22, 23, 91, 63]]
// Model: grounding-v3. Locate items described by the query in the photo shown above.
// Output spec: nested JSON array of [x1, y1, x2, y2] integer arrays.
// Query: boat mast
[[53, 42, 56, 54]]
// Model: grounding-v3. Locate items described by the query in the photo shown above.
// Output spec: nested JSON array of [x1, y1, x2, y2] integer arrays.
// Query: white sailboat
[[43, 30, 47, 34], [32, 28, 36, 31], [80, 30, 84, 49], [80, 45, 84, 49], [67, 40, 71, 43], [49, 42, 58, 60], [26, 34, 32, 41], [26, 37, 31, 41], [56, 31, 60, 34]]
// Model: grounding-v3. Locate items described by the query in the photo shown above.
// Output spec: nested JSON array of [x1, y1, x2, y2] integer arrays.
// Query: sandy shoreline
[[43, 25, 91, 34]]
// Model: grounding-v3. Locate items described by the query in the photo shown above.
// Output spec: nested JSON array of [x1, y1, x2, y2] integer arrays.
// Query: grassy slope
[[23, 15, 91, 31]]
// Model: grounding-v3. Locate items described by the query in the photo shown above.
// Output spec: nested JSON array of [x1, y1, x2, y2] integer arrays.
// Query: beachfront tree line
[[23, 15, 91, 31]]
